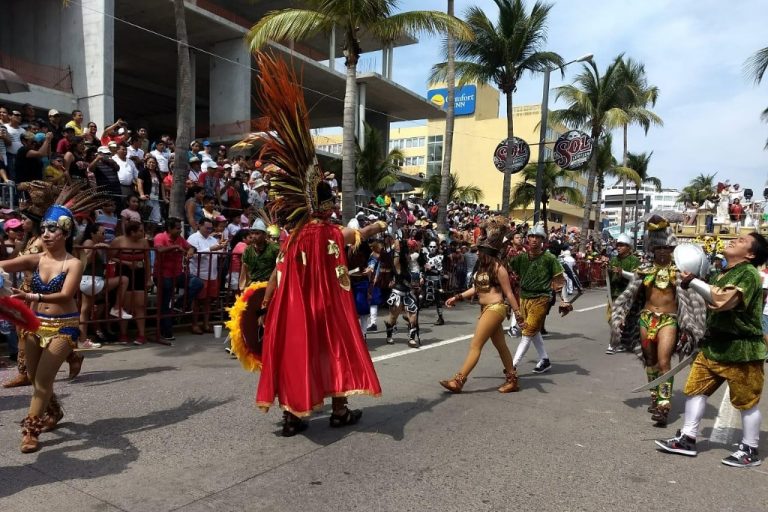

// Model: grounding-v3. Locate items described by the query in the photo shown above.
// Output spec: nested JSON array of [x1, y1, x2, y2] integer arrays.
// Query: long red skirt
[[255, 222, 381, 417]]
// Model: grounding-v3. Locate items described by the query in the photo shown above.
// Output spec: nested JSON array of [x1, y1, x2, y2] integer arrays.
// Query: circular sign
[[553, 130, 594, 170], [493, 137, 530, 173]]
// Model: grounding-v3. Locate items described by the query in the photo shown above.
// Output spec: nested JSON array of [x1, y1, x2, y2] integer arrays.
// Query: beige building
[[315, 83, 595, 229]]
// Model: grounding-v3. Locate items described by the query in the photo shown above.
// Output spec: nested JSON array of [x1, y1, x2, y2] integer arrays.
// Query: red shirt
[[226, 186, 242, 210], [154, 232, 191, 278]]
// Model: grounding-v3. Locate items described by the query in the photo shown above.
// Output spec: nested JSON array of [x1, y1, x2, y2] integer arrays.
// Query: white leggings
[[681, 394, 762, 447]]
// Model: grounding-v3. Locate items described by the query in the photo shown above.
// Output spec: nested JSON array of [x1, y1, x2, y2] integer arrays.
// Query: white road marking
[[372, 334, 473, 362], [575, 303, 607, 312]]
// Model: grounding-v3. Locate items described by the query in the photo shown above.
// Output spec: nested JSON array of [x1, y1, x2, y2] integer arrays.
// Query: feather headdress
[[237, 52, 325, 235]]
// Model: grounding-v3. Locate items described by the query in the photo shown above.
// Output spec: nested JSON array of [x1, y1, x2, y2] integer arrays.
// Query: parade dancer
[[3, 184, 106, 452], [507, 224, 565, 375], [605, 233, 641, 354], [611, 216, 706, 426], [657, 232, 768, 467], [423, 240, 446, 326], [241, 53, 385, 436], [384, 239, 421, 348], [504, 230, 525, 336], [439, 217, 523, 393]]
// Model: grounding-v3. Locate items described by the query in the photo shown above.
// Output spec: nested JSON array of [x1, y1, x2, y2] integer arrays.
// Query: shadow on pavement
[[278, 395, 451, 445], [73, 365, 179, 387], [0, 397, 231, 500]]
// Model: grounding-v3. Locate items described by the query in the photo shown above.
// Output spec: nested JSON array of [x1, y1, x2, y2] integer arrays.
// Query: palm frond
[[745, 46, 768, 84], [247, 9, 333, 50]]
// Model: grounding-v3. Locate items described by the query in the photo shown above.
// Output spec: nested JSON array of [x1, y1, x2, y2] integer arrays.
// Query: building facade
[[600, 181, 681, 228], [315, 83, 596, 229]]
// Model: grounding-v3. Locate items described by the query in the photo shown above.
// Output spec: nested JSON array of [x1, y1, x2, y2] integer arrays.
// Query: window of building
[[426, 135, 443, 178]]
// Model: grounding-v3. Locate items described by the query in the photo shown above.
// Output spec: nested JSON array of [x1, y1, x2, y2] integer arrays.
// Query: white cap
[[251, 218, 267, 232], [616, 233, 633, 246]]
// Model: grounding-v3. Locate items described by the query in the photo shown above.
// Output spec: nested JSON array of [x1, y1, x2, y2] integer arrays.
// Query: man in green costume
[[657, 232, 768, 467], [605, 233, 641, 355]]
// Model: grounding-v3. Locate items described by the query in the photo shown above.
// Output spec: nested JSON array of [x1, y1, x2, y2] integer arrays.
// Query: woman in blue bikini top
[[2, 201, 85, 454]]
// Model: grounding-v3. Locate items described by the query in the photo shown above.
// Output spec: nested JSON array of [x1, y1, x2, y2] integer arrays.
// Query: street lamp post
[[533, 54, 593, 225]]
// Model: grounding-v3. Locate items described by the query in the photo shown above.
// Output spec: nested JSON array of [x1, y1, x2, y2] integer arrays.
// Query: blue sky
[[353, 0, 767, 191]]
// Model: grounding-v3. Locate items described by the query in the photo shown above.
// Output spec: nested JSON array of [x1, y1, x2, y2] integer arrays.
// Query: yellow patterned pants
[[683, 353, 764, 410], [520, 296, 550, 337]]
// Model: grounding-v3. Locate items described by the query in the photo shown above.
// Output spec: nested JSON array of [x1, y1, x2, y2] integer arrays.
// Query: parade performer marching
[[423, 240, 446, 326], [605, 233, 641, 354], [610, 215, 706, 426], [439, 216, 523, 393], [656, 232, 768, 467], [236, 52, 385, 436], [507, 223, 565, 374], [384, 239, 421, 348], [2, 184, 106, 452]]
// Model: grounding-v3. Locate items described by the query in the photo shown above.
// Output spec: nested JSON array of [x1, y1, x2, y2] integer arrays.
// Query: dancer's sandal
[[329, 407, 362, 428], [439, 372, 466, 393], [40, 394, 64, 433], [68, 352, 84, 380], [498, 368, 519, 393], [281, 412, 308, 437]]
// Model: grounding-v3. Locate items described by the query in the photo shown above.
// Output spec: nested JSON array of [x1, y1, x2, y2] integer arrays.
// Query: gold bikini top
[[474, 272, 492, 293]]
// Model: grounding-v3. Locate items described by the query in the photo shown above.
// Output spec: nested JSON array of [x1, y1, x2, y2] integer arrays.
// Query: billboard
[[427, 84, 476, 116]]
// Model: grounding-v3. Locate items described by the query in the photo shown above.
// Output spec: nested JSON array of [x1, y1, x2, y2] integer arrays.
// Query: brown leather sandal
[[439, 373, 467, 393], [41, 394, 64, 433], [20, 415, 44, 453], [498, 368, 519, 393]]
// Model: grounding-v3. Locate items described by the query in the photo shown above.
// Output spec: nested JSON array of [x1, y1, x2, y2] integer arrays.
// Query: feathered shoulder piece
[[17, 180, 59, 218], [237, 52, 323, 232]]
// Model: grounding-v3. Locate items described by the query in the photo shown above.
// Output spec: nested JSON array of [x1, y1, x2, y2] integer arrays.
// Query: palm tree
[[591, 133, 640, 229], [429, 0, 563, 213], [626, 151, 661, 240], [247, 1, 471, 223], [617, 57, 662, 232], [437, 0, 456, 235], [745, 46, 768, 148], [423, 172, 484, 204], [169, 0, 193, 219], [510, 161, 583, 232], [678, 173, 717, 205], [355, 123, 402, 194], [548, 56, 631, 252]]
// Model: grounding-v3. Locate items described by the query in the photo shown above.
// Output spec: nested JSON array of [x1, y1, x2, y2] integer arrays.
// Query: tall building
[[316, 83, 596, 228], [601, 181, 681, 228]]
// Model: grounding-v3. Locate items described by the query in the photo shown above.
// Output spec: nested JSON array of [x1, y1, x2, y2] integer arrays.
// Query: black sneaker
[[540, 328, 549, 337], [434, 316, 445, 326], [532, 358, 551, 374], [161, 333, 176, 342], [721, 444, 761, 467], [655, 430, 697, 457], [366, 324, 378, 333]]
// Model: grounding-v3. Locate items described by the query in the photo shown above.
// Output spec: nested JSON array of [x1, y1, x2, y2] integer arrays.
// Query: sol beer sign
[[492, 137, 530, 173], [553, 130, 593, 170]]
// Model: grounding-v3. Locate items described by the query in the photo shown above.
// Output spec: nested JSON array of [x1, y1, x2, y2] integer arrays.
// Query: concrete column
[[366, 111, 389, 156], [357, 82, 367, 148], [78, 0, 115, 130], [210, 38, 251, 138], [386, 45, 394, 79], [381, 45, 389, 77]]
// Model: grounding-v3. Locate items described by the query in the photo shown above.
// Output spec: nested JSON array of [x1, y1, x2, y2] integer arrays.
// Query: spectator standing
[[15, 131, 52, 184], [137, 155, 163, 224], [64, 136, 89, 182], [185, 186, 204, 235], [127, 136, 144, 161], [89, 146, 122, 201], [120, 194, 142, 224], [64, 110, 84, 136], [154, 218, 202, 340], [19, 104, 35, 130], [83, 122, 99, 145], [0, 107, 9, 166], [111, 221, 151, 345], [113, 143, 138, 200], [186, 218, 226, 333], [4, 110, 25, 178], [56, 126, 76, 155], [95, 200, 119, 242], [46, 109, 65, 149], [150, 139, 170, 174], [43, 153, 67, 186]]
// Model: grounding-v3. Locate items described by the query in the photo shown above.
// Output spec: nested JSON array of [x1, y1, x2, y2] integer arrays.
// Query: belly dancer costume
[[610, 216, 706, 425]]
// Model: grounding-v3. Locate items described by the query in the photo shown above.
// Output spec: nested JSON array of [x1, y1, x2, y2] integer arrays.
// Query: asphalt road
[[1, 289, 767, 512]]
